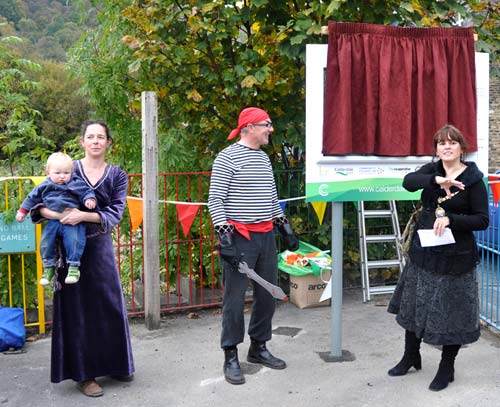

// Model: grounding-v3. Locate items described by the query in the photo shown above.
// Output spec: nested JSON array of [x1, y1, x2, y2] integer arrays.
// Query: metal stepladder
[[357, 200, 405, 302]]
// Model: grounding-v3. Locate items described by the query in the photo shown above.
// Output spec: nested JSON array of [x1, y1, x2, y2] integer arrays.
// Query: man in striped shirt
[[208, 107, 299, 385]]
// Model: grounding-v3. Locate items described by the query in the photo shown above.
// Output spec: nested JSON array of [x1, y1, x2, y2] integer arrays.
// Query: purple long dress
[[34, 161, 134, 383]]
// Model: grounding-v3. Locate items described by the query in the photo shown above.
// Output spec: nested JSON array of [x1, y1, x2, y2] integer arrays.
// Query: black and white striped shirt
[[208, 143, 283, 225]]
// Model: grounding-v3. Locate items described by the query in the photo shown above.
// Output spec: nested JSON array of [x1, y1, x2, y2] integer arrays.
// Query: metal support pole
[[330, 202, 343, 357], [319, 201, 354, 362]]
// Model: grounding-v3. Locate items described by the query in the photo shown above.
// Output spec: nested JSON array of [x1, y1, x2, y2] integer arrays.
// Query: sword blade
[[238, 261, 288, 301]]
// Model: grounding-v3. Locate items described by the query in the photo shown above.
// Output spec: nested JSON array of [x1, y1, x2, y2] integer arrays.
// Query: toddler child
[[16, 152, 96, 286]]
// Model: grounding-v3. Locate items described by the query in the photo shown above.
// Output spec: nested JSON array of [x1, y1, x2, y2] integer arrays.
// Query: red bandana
[[227, 107, 270, 140]]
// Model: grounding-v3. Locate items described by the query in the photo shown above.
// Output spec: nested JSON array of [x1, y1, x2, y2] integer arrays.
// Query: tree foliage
[[0, 1, 93, 176], [68, 0, 499, 173], [67, 1, 143, 171], [29, 60, 91, 153], [0, 34, 54, 176], [0, 0, 23, 24]]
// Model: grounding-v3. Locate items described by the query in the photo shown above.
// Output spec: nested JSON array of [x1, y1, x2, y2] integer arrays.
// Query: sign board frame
[[305, 44, 490, 203], [305, 44, 489, 358]]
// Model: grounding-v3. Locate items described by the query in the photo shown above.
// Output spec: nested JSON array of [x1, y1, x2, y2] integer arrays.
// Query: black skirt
[[387, 260, 480, 346]]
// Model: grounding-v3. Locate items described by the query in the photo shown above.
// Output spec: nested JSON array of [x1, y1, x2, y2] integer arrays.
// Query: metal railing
[[122, 171, 221, 315], [475, 175, 500, 333], [6, 171, 497, 335], [0, 177, 46, 334], [122, 168, 308, 316], [0, 169, 309, 332]]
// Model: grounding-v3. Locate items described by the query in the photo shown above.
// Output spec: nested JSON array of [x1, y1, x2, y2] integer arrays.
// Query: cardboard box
[[289, 270, 332, 309]]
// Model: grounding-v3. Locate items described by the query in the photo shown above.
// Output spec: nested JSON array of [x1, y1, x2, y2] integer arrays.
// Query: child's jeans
[[40, 220, 86, 268]]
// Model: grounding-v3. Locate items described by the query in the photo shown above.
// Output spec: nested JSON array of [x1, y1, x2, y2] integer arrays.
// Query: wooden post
[[142, 91, 161, 330]]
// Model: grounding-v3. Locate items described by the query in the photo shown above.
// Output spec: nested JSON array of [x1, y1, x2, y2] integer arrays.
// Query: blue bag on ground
[[0, 307, 26, 351]]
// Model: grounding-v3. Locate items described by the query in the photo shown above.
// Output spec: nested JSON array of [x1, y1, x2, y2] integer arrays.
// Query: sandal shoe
[[77, 380, 103, 397]]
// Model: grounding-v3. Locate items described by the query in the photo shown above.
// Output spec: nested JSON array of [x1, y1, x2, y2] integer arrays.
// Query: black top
[[403, 160, 489, 275]]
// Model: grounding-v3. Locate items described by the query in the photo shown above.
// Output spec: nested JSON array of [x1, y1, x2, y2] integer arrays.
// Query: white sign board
[[305, 44, 490, 202]]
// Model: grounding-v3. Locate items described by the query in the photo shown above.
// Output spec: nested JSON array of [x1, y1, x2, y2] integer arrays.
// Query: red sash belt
[[228, 220, 273, 240]]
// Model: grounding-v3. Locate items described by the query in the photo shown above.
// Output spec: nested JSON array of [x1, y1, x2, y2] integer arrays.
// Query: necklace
[[435, 190, 461, 218], [437, 191, 460, 204]]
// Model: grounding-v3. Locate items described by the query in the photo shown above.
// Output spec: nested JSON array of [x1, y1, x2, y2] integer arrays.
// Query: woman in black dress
[[388, 124, 489, 391]]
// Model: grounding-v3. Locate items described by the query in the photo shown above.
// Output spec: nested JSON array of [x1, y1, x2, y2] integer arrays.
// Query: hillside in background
[[0, 0, 93, 176], [0, 0, 92, 61]]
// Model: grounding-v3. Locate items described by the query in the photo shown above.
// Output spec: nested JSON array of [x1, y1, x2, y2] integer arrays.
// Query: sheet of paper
[[417, 228, 456, 247], [319, 276, 332, 302]]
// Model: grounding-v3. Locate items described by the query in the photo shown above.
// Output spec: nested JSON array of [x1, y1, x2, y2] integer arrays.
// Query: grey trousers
[[220, 230, 278, 349]]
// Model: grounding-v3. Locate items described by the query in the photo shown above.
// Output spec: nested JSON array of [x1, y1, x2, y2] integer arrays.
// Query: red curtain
[[322, 22, 477, 156]]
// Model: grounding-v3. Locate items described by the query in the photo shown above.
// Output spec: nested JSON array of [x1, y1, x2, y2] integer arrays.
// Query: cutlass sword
[[238, 261, 288, 301]]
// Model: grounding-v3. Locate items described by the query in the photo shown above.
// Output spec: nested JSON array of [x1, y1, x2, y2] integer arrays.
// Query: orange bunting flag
[[489, 176, 500, 206], [311, 201, 327, 225], [176, 204, 201, 237], [127, 197, 143, 233]]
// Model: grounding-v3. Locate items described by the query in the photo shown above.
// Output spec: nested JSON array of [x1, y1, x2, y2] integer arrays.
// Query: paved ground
[[1, 289, 500, 407]]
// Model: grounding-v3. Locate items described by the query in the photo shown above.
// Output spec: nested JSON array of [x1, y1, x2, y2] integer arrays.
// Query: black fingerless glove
[[215, 224, 240, 268], [274, 216, 299, 251]]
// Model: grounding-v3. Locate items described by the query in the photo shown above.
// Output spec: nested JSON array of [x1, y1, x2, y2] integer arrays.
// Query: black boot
[[247, 341, 287, 369], [429, 344, 461, 391], [388, 330, 422, 376], [223, 348, 245, 385]]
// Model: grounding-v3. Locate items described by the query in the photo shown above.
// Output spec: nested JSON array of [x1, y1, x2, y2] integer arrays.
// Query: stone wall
[[489, 73, 500, 174]]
